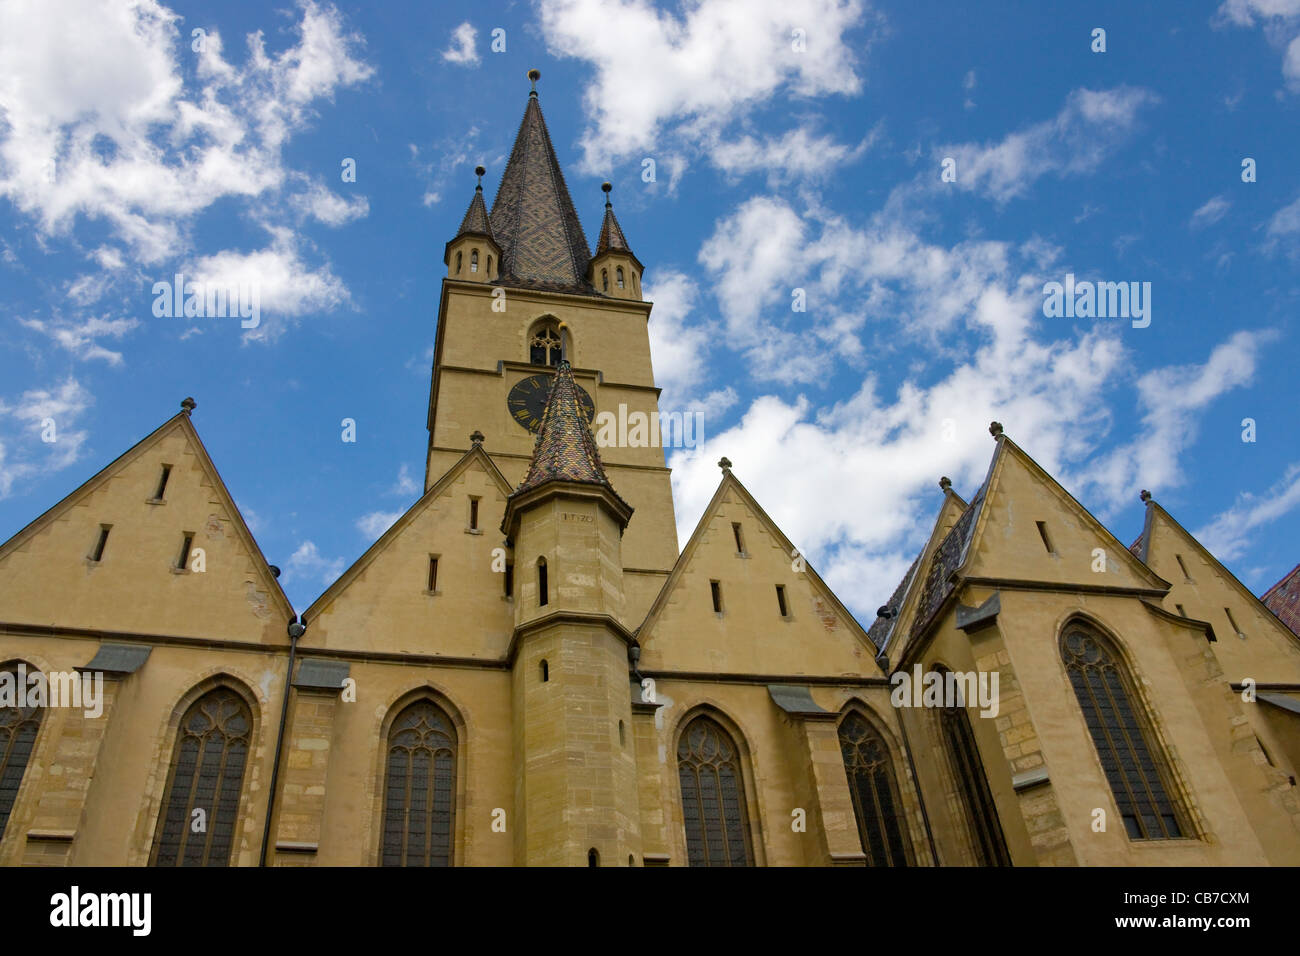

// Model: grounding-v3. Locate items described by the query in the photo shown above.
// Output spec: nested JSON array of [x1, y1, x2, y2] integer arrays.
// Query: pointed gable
[[488, 82, 594, 294], [0, 404, 292, 643], [636, 465, 882, 678]]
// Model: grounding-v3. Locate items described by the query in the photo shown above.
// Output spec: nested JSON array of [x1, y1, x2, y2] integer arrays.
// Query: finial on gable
[[181, 397, 196, 415], [602, 181, 613, 208], [939, 476, 952, 492], [470, 430, 485, 446], [718, 457, 732, 473], [474, 164, 485, 190], [1139, 489, 1151, 503], [989, 421, 1004, 438], [528, 68, 540, 96]]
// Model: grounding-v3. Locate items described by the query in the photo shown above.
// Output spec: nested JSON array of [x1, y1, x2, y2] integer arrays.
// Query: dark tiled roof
[[1262, 562, 1300, 637], [867, 550, 922, 652], [1128, 534, 1144, 559], [456, 185, 494, 241], [595, 202, 633, 258], [489, 94, 594, 294], [908, 485, 986, 642], [513, 362, 629, 511]]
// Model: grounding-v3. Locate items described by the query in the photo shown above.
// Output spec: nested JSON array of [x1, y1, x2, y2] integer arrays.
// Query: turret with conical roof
[[445, 164, 500, 282], [588, 181, 643, 300]]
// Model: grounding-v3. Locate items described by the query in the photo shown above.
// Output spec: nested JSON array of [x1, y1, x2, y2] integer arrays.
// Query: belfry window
[[616, 267, 625, 289], [151, 687, 252, 866], [455, 252, 462, 274], [1060, 624, 1188, 840], [470, 250, 479, 273], [530, 324, 564, 366], [601, 269, 608, 292]]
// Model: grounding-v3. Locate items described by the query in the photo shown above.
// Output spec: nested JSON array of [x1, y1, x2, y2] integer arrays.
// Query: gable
[[0, 413, 291, 644], [959, 438, 1168, 595], [636, 474, 882, 678], [303, 446, 516, 658]]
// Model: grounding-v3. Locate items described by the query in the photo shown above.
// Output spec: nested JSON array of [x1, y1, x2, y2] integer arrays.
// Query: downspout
[[895, 695, 941, 866], [259, 615, 305, 867]]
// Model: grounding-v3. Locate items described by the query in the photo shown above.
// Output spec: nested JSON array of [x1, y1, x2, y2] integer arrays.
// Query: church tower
[[425, 69, 678, 625]]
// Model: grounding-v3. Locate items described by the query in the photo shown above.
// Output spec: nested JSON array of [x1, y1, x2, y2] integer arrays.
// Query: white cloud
[[442, 22, 480, 66], [1194, 462, 1300, 561], [644, 270, 714, 402], [291, 180, 370, 226], [1267, 193, 1300, 238], [0, 377, 93, 496], [934, 87, 1158, 202], [537, 0, 867, 170], [356, 510, 402, 539], [284, 539, 344, 585], [1191, 195, 1231, 228], [1216, 0, 1300, 88], [0, 0, 373, 319], [17, 314, 139, 364], [389, 463, 419, 497], [708, 125, 877, 186]]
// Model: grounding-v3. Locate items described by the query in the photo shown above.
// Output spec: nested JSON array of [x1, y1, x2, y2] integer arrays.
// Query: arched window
[[587, 847, 599, 866], [486, 255, 492, 275], [601, 269, 608, 292], [529, 322, 565, 366], [936, 666, 1010, 866], [1061, 624, 1186, 840], [470, 250, 479, 273], [677, 715, 752, 866], [839, 711, 913, 866], [151, 686, 252, 866], [0, 664, 43, 842], [455, 251, 462, 274], [537, 557, 548, 607], [381, 699, 457, 866], [616, 267, 625, 289]]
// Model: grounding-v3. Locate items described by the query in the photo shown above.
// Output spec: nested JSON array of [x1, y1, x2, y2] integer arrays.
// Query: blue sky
[[2, 0, 1298, 620]]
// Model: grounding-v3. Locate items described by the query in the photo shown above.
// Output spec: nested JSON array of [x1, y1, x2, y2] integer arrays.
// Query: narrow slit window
[[470, 249, 479, 273], [616, 267, 625, 289], [732, 522, 745, 554], [1035, 521, 1055, 554], [486, 255, 492, 275], [618, 720, 625, 746], [601, 269, 608, 292], [540, 659, 549, 682], [91, 525, 111, 562], [538, 557, 548, 607], [468, 497, 479, 530], [710, 580, 722, 613], [153, 464, 172, 500], [504, 561, 514, 598], [776, 585, 788, 617], [1225, 607, 1244, 638], [427, 556, 439, 592], [588, 848, 599, 867], [176, 533, 194, 570], [455, 251, 462, 273], [1174, 554, 1193, 582]]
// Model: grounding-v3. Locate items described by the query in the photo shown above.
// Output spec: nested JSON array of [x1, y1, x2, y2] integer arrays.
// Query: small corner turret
[[588, 182, 643, 300]]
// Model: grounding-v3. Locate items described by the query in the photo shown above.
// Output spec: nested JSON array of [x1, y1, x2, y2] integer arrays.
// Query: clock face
[[507, 373, 595, 433]]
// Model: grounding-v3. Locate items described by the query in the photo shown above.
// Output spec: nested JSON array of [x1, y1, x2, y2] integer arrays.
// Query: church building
[[1, 74, 1298, 867]]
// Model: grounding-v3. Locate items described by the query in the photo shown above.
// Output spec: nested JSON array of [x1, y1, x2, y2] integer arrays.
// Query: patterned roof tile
[[1262, 562, 1300, 637]]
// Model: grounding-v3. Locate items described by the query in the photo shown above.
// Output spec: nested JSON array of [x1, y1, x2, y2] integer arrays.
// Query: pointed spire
[[595, 181, 635, 258], [513, 361, 622, 499], [454, 164, 494, 241], [488, 71, 593, 292]]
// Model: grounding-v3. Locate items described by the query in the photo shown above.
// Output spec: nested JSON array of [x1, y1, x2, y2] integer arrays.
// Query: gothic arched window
[[470, 250, 479, 273], [936, 667, 1011, 866], [529, 323, 564, 366], [151, 686, 252, 866], [1061, 624, 1186, 840], [839, 711, 913, 866], [381, 700, 457, 866], [677, 715, 753, 866], [0, 665, 43, 842], [601, 269, 608, 292], [616, 267, 625, 289]]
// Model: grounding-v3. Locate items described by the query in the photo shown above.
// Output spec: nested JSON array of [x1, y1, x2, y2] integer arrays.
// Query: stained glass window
[[381, 700, 457, 866], [677, 716, 752, 866], [839, 711, 912, 866]]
